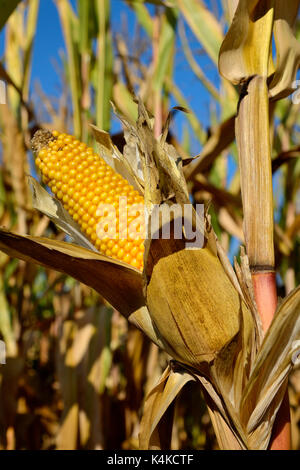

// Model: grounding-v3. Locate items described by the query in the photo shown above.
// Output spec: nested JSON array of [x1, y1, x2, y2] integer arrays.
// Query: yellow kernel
[[83, 200, 91, 211], [88, 205, 97, 216], [131, 246, 139, 257], [111, 245, 119, 255], [39, 149, 47, 158], [123, 253, 131, 264], [123, 242, 131, 253]]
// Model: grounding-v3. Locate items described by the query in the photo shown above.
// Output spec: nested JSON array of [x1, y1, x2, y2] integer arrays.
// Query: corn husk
[[28, 176, 97, 252]]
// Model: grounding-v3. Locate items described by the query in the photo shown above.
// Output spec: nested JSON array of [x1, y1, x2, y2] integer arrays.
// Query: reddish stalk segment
[[252, 271, 291, 450], [252, 272, 278, 332]]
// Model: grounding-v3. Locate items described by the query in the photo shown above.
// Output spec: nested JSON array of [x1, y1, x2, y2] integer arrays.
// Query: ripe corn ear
[[34, 130, 145, 270]]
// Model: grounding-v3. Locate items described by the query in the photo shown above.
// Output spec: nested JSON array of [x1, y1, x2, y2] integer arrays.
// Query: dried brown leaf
[[0, 228, 144, 318], [139, 365, 196, 450]]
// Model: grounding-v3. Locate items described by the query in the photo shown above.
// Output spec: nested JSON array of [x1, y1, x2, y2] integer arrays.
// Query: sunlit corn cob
[[34, 131, 145, 270]]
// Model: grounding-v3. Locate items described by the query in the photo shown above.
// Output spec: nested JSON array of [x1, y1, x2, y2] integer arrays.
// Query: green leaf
[[152, 8, 178, 91], [177, 0, 223, 65], [95, 0, 113, 131], [126, 0, 153, 36]]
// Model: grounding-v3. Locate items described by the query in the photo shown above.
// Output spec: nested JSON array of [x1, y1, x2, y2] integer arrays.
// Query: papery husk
[[28, 176, 97, 252], [240, 285, 300, 449], [268, 1, 300, 100], [195, 372, 246, 449], [219, 0, 274, 84], [128, 306, 167, 352], [139, 364, 196, 450], [89, 123, 144, 193]]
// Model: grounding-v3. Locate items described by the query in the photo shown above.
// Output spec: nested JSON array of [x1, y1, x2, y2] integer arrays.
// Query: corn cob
[[34, 130, 145, 270]]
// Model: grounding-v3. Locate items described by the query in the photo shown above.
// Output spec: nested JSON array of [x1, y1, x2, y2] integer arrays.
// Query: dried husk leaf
[[28, 176, 97, 251], [219, 0, 274, 83], [240, 285, 300, 450], [123, 127, 144, 185], [89, 123, 143, 193], [136, 100, 190, 210], [128, 306, 167, 352], [206, 404, 244, 450], [198, 378, 245, 449], [0, 228, 144, 318], [139, 365, 196, 450], [268, 1, 300, 100], [234, 249, 264, 347], [226, 0, 239, 22], [219, 1, 300, 100]]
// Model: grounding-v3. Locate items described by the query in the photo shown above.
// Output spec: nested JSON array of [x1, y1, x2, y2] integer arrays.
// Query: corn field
[[0, 0, 299, 451]]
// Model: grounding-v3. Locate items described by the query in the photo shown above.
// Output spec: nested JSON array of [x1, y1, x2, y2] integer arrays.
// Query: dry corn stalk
[[0, 99, 299, 449]]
